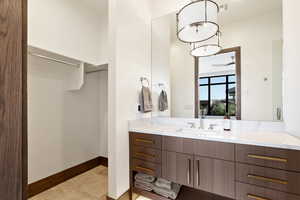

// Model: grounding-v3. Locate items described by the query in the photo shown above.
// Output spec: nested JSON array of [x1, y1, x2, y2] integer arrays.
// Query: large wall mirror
[[151, 0, 283, 121]]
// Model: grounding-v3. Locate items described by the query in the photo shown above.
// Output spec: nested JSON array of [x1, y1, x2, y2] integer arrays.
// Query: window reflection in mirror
[[197, 49, 240, 119]]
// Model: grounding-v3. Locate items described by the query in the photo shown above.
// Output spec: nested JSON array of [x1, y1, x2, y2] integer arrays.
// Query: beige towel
[[140, 86, 153, 112]]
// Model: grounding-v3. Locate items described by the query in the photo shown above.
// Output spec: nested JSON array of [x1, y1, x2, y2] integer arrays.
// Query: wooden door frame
[[195, 46, 241, 120], [0, 0, 28, 199]]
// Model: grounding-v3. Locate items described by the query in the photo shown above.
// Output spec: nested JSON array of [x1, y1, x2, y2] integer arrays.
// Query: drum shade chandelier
[[190, 31, 221, 57], [177, 0, 222, 57], [177, 0, 219, 43]]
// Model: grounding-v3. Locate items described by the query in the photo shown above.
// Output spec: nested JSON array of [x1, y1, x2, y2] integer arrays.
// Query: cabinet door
[[193, 156, 213, 193], [162, 151, 194, 187], [213, 159, 235, 199], [193, 140, 235, 161]]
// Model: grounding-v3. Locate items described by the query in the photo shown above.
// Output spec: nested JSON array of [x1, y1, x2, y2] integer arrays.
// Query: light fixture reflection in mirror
[[190, 31, 222, 57]]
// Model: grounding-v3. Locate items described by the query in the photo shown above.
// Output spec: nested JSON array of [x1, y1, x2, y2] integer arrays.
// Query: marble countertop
[[129, 118, 300, 151]]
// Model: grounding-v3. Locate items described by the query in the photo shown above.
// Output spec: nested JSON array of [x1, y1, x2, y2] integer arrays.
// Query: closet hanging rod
[[85, 69, 108, 74], [28, 52, 80, 68]]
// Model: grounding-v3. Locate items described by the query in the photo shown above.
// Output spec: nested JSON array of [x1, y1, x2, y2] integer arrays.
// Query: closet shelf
[[28, 45, 108, 91]]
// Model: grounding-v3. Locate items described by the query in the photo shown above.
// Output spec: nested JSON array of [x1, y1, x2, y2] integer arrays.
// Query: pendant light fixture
[[177, 0, 220, 43], [190, 31, 221, 57]]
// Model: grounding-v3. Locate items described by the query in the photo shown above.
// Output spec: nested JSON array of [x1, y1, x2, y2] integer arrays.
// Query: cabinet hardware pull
[[187, 159, 191, 185], [247, 194, 271, 200], [135, 166, 154, 174], [135, 138, 154, 144], [196, 160, 200, 186], [135, 152, 155, 159], [247, 174, 288, 185], [248, 154, 288, 163]]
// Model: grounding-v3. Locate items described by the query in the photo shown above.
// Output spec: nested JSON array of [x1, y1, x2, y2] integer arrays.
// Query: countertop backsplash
[[130, 117, 286, 133]]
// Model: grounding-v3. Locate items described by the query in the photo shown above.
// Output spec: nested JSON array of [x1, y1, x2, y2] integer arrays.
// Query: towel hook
[[158, 83, 164, 88], [140, 77, 150, 87]]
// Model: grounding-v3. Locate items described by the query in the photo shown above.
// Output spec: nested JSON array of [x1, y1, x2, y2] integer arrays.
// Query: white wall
[[220, 10, 282, 121], [283, 0, 300, 137], [170, 42, 195, 118], [151, 16, 172, 117], [150, 0, 190, 18], [28, 0, 108, 65], [168, 11, 282, 120], [108, 0, 152, 198], [28, 56, 107, 183], [99, 71, 108, 158]]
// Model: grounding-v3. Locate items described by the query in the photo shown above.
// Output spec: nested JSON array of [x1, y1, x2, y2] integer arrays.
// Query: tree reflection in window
[[199, 75, 236, 116]]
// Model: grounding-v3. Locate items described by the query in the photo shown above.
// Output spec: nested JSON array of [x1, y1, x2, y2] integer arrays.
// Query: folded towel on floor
[[134, 180, 153, 192], [135, 173, 156, 183], [154, 178, 172, 190], [134, 180, 154, 192], [140, 86, 153, 113], [153, 183, 181, 200], [158, 90, 168, 112]]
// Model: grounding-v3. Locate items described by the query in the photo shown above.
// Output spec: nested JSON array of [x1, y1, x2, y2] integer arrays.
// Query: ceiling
[[199, 52, 236, 75], [215, 0, 282, 25]]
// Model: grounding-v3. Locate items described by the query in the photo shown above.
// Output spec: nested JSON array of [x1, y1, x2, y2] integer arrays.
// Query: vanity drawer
[[131, 132, 162, 149], [236, 163, 300, 195], [132, 158, 162, 177], [162, 136, 194, 154], [236, 144, 300, 172], [236, 182, 300, 200], [193, 140, 235, 161], [132, 146, 162, 164]]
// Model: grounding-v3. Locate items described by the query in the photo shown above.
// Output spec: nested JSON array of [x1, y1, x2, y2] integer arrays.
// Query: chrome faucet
[[187, 122, 196, 128]]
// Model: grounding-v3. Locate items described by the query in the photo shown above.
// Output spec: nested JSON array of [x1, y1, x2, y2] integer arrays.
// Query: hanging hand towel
[[140, 86, 153, 113], [158, 90, 168, 111]]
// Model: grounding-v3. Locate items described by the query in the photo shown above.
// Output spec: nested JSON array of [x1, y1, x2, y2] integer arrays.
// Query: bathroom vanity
[[129, 119, 300, 200]]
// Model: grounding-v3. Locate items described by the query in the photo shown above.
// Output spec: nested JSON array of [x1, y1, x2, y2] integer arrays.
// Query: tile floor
[[29, 165, 149, 200]]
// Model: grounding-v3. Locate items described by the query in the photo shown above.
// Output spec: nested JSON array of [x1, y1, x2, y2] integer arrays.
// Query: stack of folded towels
[[134, 173, 156, 192], [134, 173, 181, 200], [153, 178, 181, 199]]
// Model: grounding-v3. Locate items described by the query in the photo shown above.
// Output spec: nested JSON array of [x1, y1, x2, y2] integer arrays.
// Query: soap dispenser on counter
[[223, 113, 231, 131]]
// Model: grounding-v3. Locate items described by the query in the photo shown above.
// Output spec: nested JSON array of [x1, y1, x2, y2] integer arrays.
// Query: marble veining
[[129, 118, 300, 151]]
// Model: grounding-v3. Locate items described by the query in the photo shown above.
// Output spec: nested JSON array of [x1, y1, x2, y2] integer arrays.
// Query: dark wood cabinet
[[193, 140, 235, 161], [236, 163, 300, 195], [213, 160, 235, 199], [193, 156, 213, 193], [132, 146, 162, 164], [236, 182, 300, 200], [236, 144, 300, 172], [162, 136, 194, 154], [162, 151, 194, 187], [163, 153, 235, 199], [130, 132, 300, 200], [132, 158, 162, 177], [131, 133, 162, 149]]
